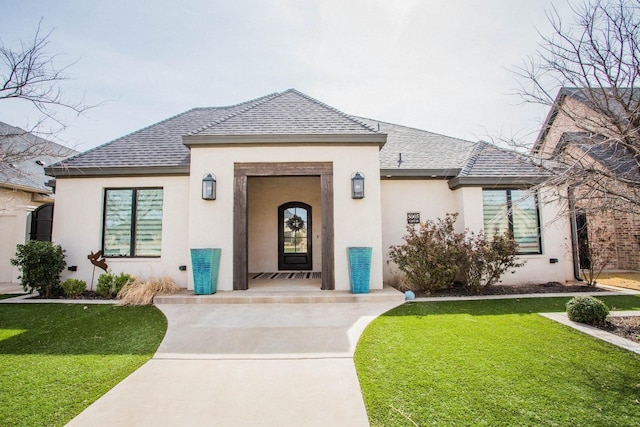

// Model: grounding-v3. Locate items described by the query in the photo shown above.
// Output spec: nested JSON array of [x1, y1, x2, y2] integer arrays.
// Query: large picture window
[[482, 189, 541, 254], [103, 188, 163, 257]]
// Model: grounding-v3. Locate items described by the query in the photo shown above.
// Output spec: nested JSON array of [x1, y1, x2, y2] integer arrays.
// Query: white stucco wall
[[0, 188, 43, 283], [52, 176, 190, 287], [188, 144, 384, 291], [248, 176, 322, 272], [380, 180, 575, 286]]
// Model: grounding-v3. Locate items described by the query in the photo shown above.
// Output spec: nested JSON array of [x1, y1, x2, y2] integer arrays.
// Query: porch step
[[154, 286, 405, 305]]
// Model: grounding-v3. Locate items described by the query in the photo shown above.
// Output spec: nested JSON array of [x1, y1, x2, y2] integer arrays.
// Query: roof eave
[[44, 165, 190, 178], [0, 181, 52, 194], [448, 176, 548, 190], [183, 133, 387, 148], [380, 168, 461, 178]]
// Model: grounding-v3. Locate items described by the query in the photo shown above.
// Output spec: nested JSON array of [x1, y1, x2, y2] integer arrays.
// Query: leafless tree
[[1, 20, 85, 176], [511, 0, 640, 216]]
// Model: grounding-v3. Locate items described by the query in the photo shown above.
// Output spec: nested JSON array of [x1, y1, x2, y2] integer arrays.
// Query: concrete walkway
[[66, 300, 404, 427]]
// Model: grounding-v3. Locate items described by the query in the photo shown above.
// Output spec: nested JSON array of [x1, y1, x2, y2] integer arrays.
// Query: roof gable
[[184, 89, 386, 145]]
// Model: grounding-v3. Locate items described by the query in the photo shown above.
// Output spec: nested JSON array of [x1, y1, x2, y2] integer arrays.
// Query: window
[[103, 188, 163, 257], [482, 189, 541, 254]]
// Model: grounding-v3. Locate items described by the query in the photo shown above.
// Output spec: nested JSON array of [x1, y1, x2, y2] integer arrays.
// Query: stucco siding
[[248, 176, 322, 272], [53, 176, 190, 287], [0, 188, 43, 283], [189, 144, 384, 291], [381, 180, 575, 286]]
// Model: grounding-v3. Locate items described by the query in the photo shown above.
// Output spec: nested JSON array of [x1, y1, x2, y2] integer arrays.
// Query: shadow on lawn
[[0, 304, 166, 355], [381, 295, 640, 317]]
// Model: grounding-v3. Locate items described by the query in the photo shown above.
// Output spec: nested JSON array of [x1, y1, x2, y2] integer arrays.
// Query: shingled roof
[[47, 89, 385, 176], [355, 117, 475, 176], [1, 122, 77, 193], [46, 89, 546, 187], [448, 142, 549, 189]]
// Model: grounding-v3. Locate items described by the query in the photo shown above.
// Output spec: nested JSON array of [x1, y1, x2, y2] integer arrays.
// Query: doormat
[[252, 272, 321, 280]]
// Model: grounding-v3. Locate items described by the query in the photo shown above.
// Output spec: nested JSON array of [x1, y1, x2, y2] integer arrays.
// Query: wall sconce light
[[351, 172, 365, 199], [202, 173, 216, 200]]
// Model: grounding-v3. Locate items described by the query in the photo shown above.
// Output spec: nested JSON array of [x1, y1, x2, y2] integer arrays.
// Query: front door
[[278, 202, 312, 270]]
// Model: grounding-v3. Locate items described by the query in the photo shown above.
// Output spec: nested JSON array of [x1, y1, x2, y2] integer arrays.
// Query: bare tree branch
[[507, 0, 640, 219]]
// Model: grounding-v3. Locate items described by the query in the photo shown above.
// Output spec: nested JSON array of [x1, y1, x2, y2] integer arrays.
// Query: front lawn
[[0, 304, 167, 426], [355, 296, 640, 427]]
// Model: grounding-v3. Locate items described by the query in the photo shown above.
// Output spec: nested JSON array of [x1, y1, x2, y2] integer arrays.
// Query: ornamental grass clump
[[566, 295, 610, 324], [117, 276, 181, 306]]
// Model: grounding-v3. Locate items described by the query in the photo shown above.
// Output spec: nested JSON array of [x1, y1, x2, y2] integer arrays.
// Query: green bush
[[61, 279, 87, 298], [10, 241, 66, 298], [96, 272, 134, 298], [566, 296, 610, 324]]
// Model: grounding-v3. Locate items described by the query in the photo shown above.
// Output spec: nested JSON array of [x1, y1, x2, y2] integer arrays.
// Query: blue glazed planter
[[348, 247, 372, 294], [190, 248, 221, 295]]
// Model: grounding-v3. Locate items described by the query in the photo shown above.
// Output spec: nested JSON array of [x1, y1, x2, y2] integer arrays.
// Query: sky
[[0, 0, 574, 152]]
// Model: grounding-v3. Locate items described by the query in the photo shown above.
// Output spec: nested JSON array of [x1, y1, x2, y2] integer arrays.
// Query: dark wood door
[[278, 202, 312, 270]]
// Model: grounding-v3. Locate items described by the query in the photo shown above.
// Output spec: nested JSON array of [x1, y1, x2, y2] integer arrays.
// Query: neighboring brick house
[[533, 87, 640, 271], [0, 122, 78, 283]]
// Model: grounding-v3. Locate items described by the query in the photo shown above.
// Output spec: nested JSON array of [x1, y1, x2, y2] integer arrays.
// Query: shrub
[[10, 241, 66, 298], [462, 231, 524, 293], [96, 272, 134, 298], [117, 276, 181, 305], [388, 213, 525, 295], [566, 296, 610, 324], [388, 214, 467, 294], [61, 279, 87, 298]]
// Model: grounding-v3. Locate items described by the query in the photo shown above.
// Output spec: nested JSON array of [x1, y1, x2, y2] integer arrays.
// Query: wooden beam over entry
[[233, 162, 335, 291]]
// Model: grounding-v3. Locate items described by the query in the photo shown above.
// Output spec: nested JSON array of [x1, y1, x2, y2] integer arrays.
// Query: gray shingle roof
[[559, 132, 640, 182], [192, 89, 380, 136], [0, 122, 77, 193], [46, 89, 547, 187], [48, 93, 279, 173], [448, 141, 549, 189], [354, 117, 475, 174]]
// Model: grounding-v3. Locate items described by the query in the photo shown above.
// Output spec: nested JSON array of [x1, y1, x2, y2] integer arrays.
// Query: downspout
[[567, 186, 583, 281]]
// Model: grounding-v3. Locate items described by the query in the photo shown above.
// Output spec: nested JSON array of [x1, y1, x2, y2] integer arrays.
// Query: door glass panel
[[283, 207, 308, 254]]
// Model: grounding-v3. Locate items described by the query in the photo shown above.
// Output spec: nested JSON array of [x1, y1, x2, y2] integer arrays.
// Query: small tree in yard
[[388, 214, 467, 294], [11, 240, 66, 297], [579, 224, 616, 286], [462, 231, 525, 293]]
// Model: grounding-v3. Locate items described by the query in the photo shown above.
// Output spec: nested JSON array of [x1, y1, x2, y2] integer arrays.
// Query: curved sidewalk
[[66, 300, 404, 427]]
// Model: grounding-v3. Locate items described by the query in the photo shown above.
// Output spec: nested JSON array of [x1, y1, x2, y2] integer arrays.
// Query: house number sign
[[407, 212, 420, 224]]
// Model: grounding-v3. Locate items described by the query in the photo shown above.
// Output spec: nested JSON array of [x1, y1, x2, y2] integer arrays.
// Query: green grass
[[355, 296, 640, 427], [0, 304, 167, 426]]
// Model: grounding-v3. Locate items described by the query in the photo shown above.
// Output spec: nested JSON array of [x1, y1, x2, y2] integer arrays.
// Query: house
[[0, 122, 78, 283], [45, 89, 575, 291], [533, 87, 640, 271]]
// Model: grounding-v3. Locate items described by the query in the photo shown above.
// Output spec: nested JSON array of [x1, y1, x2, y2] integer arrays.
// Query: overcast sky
[[1, 0, 573, 151]]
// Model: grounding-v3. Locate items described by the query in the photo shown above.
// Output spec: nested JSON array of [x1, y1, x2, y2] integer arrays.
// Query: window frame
[[482, 188, 542, 255], [102, 187, 163, 258]]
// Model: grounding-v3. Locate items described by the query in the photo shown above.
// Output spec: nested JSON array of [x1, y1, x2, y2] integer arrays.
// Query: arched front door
[[278, 202, 312, 270]]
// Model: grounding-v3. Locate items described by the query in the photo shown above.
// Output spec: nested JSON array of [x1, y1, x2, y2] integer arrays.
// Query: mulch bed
[[421, 282, 606, 298], [28, 291, 115, 300], [595, 317, 640, 344]]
